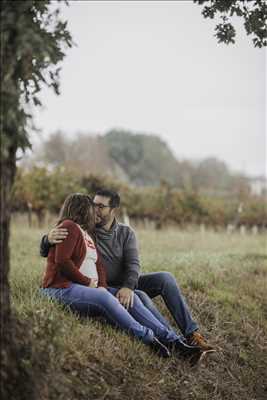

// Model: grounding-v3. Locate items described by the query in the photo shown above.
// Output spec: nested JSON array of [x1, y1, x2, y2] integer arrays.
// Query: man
[[40, 189, 214, 352]]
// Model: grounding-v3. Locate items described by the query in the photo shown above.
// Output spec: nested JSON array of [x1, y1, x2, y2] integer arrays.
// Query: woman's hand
[[88, 278, 98, 288]]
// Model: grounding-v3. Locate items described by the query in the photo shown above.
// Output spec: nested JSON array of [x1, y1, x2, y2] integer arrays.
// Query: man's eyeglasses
[[93, 202, 111, 210]]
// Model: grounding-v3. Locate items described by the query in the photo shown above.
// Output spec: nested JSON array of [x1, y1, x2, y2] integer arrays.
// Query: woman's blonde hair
[[57, 193, 95, 234]]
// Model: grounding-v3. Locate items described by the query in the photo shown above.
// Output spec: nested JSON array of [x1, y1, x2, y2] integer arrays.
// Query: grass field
[[10, 221, 267, 400]]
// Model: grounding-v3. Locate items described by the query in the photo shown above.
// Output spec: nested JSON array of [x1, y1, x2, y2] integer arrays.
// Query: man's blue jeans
[[40, 284, 180, 345], [136, 272, 199, 337]]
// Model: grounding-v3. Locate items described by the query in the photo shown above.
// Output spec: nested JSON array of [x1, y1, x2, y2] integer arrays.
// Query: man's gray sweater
[[40, 220, 140, 290]]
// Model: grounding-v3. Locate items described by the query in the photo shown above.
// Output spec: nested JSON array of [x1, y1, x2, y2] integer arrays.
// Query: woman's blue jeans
[[40, 284, 180, 345]]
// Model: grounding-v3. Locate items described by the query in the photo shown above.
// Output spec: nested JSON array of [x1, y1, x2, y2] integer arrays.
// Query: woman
[[40, 193, 201, 359]]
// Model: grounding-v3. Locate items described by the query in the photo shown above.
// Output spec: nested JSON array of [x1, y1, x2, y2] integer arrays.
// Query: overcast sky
[[33, 0, 266, 177]]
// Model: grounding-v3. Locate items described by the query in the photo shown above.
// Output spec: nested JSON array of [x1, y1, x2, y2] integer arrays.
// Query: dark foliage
[[194, 0, 267, 47]]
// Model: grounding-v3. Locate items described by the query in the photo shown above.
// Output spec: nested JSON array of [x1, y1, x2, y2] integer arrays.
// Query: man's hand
[[116, 288, 134, 309], [48, 227, 68, 244]]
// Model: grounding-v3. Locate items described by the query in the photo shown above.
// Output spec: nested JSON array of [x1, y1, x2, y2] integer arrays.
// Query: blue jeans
[[40, 284, 180, 345], [136, 272, 199, 337]]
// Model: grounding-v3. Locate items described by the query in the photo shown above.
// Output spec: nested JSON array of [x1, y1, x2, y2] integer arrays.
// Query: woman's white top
[[79, 227, 98, 284]]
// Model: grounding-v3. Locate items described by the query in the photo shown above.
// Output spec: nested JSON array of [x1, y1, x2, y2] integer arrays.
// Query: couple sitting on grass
[[40, 189, 215, 363]]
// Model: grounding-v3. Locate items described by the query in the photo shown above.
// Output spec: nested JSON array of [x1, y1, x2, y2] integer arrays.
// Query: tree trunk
[[0, 146, 37, 399], [36, 208, 46, 228], [27, 202, 33, 227], [0, 144, 17, 329], [0, 144, 17, 396]]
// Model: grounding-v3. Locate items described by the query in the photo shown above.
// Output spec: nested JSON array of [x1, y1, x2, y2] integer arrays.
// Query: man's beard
[[95, 221, 105, 228], [95, 216, 108, 228]]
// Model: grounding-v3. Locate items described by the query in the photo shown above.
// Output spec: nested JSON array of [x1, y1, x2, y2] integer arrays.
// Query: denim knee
[[158, 271, 176, 288], [98, 290, 120, 308], [135, 290, 152, 305]]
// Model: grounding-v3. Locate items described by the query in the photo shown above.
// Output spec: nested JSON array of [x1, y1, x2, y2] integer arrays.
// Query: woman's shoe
[[149, 337, 171, 358]]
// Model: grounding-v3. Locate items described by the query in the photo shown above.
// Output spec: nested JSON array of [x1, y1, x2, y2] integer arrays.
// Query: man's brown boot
[[186, 331, 216, 353]]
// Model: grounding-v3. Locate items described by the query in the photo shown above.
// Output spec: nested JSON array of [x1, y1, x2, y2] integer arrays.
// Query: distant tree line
[[12, 166, 266, 229], [23, 129, 253, 196]]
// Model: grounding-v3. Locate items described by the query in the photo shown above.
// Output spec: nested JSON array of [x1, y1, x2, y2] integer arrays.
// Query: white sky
[[33, 0, 266, 177]]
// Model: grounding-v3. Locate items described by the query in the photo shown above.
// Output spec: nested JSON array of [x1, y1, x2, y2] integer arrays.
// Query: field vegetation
[[10, 218, 267, 400]]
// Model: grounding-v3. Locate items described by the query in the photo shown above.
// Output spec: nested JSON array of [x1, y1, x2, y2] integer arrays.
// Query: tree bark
[[1, 145, 39, 399], [0, 144, 17, 329], [0, 144, 18, 397], [36, 208, 46, 228], [27, 202, 33, 227]]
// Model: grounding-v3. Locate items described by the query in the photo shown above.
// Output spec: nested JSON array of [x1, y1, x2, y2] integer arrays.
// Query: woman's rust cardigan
[[42, 219, 107, 288]]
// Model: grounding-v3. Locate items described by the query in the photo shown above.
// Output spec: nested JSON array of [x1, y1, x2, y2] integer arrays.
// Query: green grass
[[10, 222, 267, 400]]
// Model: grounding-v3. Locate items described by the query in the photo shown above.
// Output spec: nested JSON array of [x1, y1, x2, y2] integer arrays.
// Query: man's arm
[[40, 227, 68, 257], [116, 228, 140, 309], [40, 235, 51, 257], [122, 229, 140, 290]]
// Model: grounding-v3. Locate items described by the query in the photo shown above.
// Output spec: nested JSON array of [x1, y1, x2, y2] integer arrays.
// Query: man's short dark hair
[[95, 189, 120, 208]]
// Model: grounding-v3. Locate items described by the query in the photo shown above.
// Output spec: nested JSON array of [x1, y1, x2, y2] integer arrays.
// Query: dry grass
[[9, 221, 267, 400]]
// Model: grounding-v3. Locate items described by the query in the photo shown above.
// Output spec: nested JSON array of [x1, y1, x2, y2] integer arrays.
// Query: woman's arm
[[58, 259, 91, 286], [55, 220, 91, 286], [96, 252, 108, 288]]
